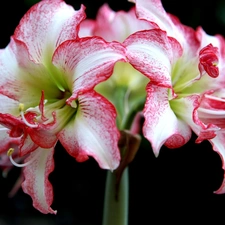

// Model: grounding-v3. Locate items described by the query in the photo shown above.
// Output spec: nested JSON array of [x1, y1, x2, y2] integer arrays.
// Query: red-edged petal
[[0, 113, 57, 155], [0, 113, 38, 156], [170, 94, 218, 143], [22, 147, 56, 214], [129, 0, 174, 32], [82, 4, 152, 42], [0, 38, 60, 104], [0, 113, 24, 137], [52, 37, 126, 105], [130, 0, 200, 51], [28, 124, 58, 150], [143, 84, 192, 156], [19, 133, 39, 156], [58, 91, 120, 170], [0, 39, 26, 101], [13, 0, 86, 63], [198, 92, 225, 128], [124, 29, 182, 88], [0, 126, 20, 154]]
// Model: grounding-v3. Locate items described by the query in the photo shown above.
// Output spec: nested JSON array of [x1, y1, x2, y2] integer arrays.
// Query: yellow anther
[[19, 103, 24, 112], [7, 148, 14, 156]]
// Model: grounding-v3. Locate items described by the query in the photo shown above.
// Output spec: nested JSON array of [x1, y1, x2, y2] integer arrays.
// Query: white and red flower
[[80, 0, 225, 194], [0, 0, 126, 214], [128, 0, 225, 194]]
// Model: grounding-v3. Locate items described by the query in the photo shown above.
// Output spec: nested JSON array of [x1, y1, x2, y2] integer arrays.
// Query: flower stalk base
[[102, 168, 129, 225]]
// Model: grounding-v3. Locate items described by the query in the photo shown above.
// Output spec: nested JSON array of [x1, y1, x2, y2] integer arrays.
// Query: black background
[[1, 0, 225, 224]]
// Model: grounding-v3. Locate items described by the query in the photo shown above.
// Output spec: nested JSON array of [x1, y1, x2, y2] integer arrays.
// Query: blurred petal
[[82, 4, 153, 42], [128, 0, 174, 32]]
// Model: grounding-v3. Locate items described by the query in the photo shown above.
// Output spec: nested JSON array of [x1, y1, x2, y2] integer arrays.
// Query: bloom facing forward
[[0, 0, 126, 214], [81, 0, 225, 194]]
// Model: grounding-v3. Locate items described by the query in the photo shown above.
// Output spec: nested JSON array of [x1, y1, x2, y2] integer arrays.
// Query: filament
[[19, 103, 38, 128], [7, 148, 40, 168]]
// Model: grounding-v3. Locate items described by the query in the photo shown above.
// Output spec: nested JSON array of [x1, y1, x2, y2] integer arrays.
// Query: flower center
[[95, 61, 148, 127], [19, 87, 78, 134], [171, 56, 200, 96]]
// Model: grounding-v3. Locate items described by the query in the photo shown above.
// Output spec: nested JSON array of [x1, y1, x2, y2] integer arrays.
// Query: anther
[[7, 148, 14, 156], [19, 103, 24, 112]]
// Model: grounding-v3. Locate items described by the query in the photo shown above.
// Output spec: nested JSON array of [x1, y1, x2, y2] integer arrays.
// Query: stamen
[[7, 148, 40, 168], [19, 103, 38, 128], [7, 148, 14, 157]]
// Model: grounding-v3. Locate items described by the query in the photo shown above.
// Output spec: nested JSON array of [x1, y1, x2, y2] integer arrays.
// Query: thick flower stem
[[102, 167, 129, 225]]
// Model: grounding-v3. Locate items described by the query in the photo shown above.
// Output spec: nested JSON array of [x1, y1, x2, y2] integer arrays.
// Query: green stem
[[102, 87, 144, 225], [102, 168, 129, 225]]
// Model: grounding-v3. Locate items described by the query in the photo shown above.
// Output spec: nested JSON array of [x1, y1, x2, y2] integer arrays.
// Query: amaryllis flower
[[0, 0, 126, 214], [127, 0, 225, 193], [80, 0, 225, 194]]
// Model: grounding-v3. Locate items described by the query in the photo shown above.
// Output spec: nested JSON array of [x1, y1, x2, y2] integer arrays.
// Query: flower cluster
[[0, 0, 225, 216]]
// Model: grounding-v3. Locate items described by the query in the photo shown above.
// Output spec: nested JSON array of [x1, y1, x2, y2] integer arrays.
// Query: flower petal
[[13, 0, 86, 63], [143, 84, 192, 156], [52, 37, 126, 105], [171, 94, 218, 143], [80, 4, 153, 42], [0, 126, 20, 154], [129, 0, 199, 50], [128, 0, 174, 33], [58, 91, 120, 170], [79, 19, 96, 37], [124, 29, 182, 88], [0, 38, 61, 106], [198, 92, 225, 128], [22, 147, 56, 214], [0, 113, 56, 155], [19, 134, 39, 156], [0, 94, 19, 115]]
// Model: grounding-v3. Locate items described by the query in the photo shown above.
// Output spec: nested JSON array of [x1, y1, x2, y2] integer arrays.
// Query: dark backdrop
[[1, 0, 225, 224]]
